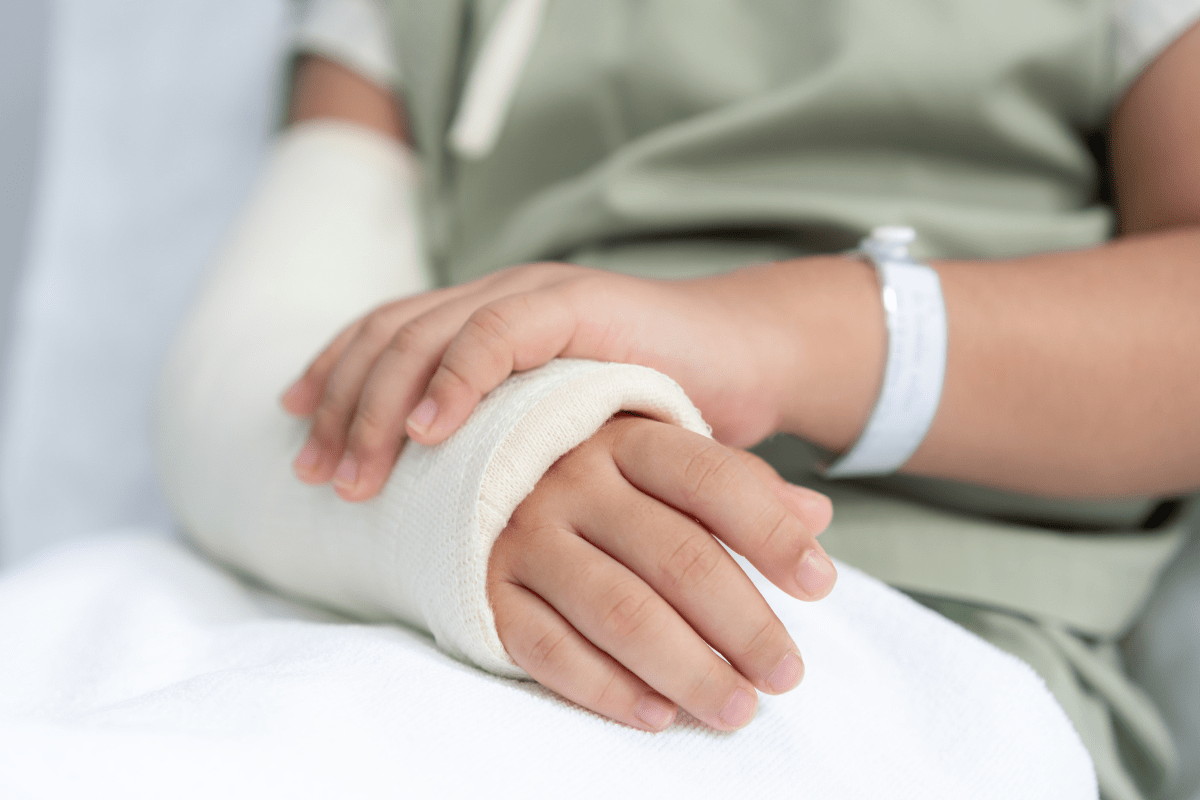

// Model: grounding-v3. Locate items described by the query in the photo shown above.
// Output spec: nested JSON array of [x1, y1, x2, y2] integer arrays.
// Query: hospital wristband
[[825, 226, 947, 478]]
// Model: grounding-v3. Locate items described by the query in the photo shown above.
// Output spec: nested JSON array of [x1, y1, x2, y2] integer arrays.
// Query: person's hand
[[487, 414, 836, 732], [283, 261, 844, 502]]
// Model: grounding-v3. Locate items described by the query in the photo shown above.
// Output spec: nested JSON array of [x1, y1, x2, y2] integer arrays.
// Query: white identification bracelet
[[825, 226, 947, 478]]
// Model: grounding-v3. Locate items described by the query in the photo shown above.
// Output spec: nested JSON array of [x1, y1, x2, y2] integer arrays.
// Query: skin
[[288, 56, 838, 731], [283, 20, 1200, 725], [486, 415, 835, 732]]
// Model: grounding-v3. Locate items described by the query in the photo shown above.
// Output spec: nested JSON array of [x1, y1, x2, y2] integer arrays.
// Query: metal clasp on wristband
[[824, 226, 948, 478]]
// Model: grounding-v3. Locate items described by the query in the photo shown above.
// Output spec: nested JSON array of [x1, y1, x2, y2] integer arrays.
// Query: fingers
[[610, 421, 837, 601], [503, 523, 761, 731], [280, 317, 364, 416], [293, 303, 423, 484], [581, 481, 805, 698], [489, 578, 677, 733], [404, 288, 586, 445], [292, 288, 504, 494], [485, 416, 825, 733], [287, 264, 588, 499], [282, 282, 477, 418], [732, 449, 834, 536]]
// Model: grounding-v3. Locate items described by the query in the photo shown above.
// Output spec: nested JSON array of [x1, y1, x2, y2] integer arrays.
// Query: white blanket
[[0, 0, 1143, 795], [0, 531, 1094, 799]]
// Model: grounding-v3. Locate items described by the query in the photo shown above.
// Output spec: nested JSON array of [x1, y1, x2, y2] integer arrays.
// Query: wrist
[[768, 256, 888, 452]]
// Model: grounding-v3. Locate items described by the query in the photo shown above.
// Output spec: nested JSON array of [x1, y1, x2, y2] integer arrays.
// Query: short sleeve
[[1112, 0, 1200, 86], [293, 0, 399, 88]]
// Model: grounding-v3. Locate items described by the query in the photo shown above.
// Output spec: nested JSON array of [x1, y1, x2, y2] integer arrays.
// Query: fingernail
[[719, 688, 756, 729], [293, 439, 320, 473], [796, 549, 837, 598], [407, 398, 438, 433], [333, 455, 359, 488], [766, 651, 804, 694], [635, 697, 675, 731]]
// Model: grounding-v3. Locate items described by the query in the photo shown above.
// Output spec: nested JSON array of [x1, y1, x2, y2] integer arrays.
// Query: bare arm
[[273, 53, 836, 730], [281, 23, 1200, 503], [779, 21, 1200, 498], [288, 54, 409, 144]]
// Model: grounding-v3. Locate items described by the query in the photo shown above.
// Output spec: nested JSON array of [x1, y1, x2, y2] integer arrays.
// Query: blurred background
[[0, 0, 48, 395], [0, 0, 288, 564]]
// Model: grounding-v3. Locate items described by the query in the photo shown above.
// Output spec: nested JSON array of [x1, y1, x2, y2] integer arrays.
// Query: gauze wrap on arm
[[152, 121, 709, 677]]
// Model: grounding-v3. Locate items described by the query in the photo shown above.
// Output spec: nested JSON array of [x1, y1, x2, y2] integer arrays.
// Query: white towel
[[0, 532, 1096, 799]]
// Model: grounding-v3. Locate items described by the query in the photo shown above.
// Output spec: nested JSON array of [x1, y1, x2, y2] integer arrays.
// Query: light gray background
[[0, 0, 48, 368]]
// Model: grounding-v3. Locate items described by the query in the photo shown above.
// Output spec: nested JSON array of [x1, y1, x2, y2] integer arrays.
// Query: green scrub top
[[378, 2, 1191, 797]]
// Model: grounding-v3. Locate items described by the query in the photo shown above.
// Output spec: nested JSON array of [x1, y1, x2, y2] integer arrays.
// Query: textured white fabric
[[1112, 0, 1200, 82], [0, 531, 1097, 800], [294, 0, 397, 87], [152, 121, 710, 675]]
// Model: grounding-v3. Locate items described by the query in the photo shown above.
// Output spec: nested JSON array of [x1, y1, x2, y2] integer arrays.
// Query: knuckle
[[737, 616, 783, 665], [310, 402, 350, 446], [659, 533, 724, 595], [500, 520, 566, 579], [599, 583, 659, 642], [434, 358, 483, 402], [456, 307, 517, 376], [685, 659, 728, 709], [345, 404, 392, 458], [751, 503, 798, 556], [313, 373, 359, 416], [525, 626, 572, 677], [389, 318, 431, 358], [587, 670, 623, 710], [542, 452, 581, 486], [362, 311, 400, 345], [680, 444, 741, 506], [466, 304, 512, 342], [500, 515, 554, 552]]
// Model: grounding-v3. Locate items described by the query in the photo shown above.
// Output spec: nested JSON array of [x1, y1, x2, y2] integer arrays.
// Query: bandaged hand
[[154, 119, 835, 698], [487, 413, 835, 732], [284, 261, 863, 502]]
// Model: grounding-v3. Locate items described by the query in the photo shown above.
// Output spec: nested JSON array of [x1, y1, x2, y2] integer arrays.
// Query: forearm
[[153, 123, 718, 678], [289, 54, 409, 143], [776, 226, 1200, 498], [278, 26, 1200, 504]]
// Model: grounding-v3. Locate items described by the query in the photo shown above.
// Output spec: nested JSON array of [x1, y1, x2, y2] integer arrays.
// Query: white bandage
[[152, 121, 708, 676], [825, 226, 948, 478]]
